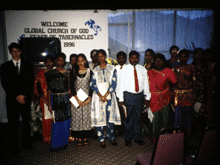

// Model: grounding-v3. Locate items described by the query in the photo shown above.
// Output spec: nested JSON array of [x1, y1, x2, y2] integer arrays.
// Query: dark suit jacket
[[0, 59, 34, 108]]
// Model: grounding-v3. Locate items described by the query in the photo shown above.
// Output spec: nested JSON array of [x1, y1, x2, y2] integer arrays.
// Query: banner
[[5, 10, 108, 61]]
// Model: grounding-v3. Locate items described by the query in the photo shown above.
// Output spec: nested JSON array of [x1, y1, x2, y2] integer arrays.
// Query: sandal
[[76, 138, 83, 149], [100, 141, 106, 148], [83, 138, 89, 148]]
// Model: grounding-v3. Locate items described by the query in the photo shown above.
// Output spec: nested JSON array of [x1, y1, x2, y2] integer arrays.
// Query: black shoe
[[100, 142, 106, 148], [109, 139, 117, 146], [125, 141, 132, 146], [134, 140, 145, 145]]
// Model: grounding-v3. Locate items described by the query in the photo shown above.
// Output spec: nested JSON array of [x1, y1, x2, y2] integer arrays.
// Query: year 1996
[[64, 42, 75, 47]]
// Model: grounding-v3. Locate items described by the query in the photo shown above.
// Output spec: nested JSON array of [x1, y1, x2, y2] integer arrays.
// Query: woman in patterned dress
[[90, 49, 121, 148], [70, 54, 93, 148]]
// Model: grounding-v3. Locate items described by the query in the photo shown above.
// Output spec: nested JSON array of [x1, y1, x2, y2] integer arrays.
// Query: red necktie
[[134, 66, 139, 92]]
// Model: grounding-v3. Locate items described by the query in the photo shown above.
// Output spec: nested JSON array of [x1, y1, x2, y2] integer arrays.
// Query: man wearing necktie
[[1, 43, 34, 155], [118, 51, 151, 146]]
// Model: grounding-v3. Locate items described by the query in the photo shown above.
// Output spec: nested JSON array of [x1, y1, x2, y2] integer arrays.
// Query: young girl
[[70, 54, 93, 148]]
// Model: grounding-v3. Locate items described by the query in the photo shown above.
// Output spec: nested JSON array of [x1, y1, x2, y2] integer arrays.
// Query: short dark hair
[[8, 42, 22, 52], [145, 49, 155, 56], [129, 50, 139, 58], [55, 52, 66, 61], [69, 54, 77, 61], [116, 51, 127, 60], [193, 48, 204, 55], [44, 54, 54, 63], [170, 45, 179, 53], [178, 49, 189, 58], [90, 49, 98, 57]]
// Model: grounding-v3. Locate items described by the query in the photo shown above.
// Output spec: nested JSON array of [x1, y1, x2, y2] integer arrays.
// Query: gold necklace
[[79, 69, 87, 74], [152, 69, 165, 77]]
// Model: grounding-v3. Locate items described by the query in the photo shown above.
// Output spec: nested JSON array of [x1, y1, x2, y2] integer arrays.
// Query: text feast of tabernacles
[[23, 22, 94, 47]]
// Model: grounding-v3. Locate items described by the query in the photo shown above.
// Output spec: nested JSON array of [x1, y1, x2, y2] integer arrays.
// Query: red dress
[[148, 68, 177, 112], [34, 70, 51, 143]]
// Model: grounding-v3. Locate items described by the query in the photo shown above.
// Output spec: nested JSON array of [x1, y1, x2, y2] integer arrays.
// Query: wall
[[5, 10, 108, 62], [0, 11, 8, 123]]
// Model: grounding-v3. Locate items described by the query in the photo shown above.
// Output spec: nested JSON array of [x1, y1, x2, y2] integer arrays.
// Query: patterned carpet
[[3, 134, 154, 165]]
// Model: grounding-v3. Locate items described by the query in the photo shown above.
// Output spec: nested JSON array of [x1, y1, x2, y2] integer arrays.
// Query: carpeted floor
[[3, 133, 154, 165]]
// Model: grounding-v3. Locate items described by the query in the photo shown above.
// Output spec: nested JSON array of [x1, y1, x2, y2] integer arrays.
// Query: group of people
[[1, 43, 215, 154]]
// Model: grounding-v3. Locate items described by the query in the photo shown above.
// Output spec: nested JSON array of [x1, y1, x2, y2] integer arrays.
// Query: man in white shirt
[[115, 51, 127, 136], [115, 51, 127, 94], [118, 51, 151, 146]]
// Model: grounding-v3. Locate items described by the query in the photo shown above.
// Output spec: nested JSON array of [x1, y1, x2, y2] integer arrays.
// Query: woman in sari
[[148, 54, 177, 141], [45, 53, 71, 152], [32, 55, 54, 143], [90, 49, 121, 148], [173, 49, 196, 129]]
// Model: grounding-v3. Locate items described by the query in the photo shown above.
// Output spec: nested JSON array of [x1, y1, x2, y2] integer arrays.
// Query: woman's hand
[[83, 96, 91, 106], [16, 95, 26, 104], [144, 100, 150, 107], [101, 95, 108, 102], [101, 91, 110, 102], [48, 106, 53, 113], [75, 95, 83, 106], [97, 92, 106, 102], [43, 97, 49, 106], [119, 102, 124, 107]]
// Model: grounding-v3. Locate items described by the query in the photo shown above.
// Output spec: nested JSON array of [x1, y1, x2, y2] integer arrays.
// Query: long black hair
[[153, 53, 170, 70], [70, 53, 89, 84], [76, 53, 89, 69], [97, 49, 107, 65]]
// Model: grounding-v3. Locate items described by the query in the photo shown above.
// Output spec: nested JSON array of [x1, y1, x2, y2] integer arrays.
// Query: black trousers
[[6, 97, 32, 151], [123, 91, 144, 142]]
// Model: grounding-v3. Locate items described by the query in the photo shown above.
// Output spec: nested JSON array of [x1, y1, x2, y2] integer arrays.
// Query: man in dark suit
[[1, 43, 34, 154]]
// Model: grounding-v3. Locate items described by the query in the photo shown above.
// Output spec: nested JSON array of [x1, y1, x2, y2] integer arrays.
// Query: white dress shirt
[[117, 64, 151, 102], [12, 58, 21, 71], [115, 64, 127, 95]]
